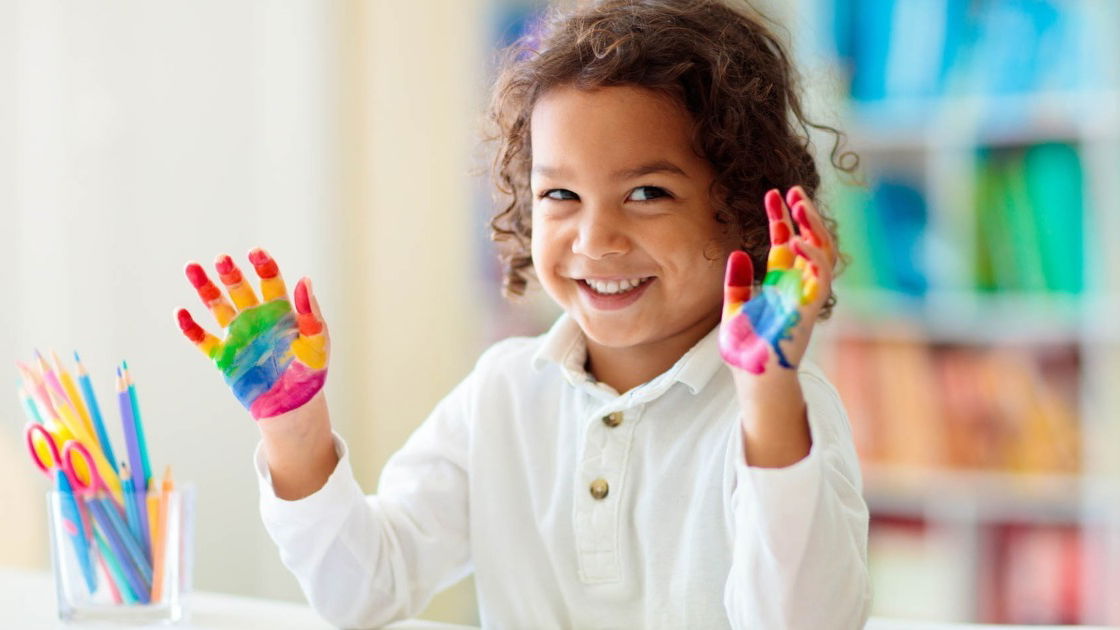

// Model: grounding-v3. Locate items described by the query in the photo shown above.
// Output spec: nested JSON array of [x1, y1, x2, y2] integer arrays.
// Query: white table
[[1, 567, 1108, 629], [0, 568, 469, 629]]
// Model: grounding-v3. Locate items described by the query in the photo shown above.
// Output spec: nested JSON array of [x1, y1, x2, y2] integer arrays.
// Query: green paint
[[216, 300, 293, 372]]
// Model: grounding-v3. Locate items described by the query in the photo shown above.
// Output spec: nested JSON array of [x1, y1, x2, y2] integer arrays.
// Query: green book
[[1023, 142, 1084, 294]]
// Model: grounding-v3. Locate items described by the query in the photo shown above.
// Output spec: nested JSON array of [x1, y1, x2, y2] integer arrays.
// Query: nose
[[571, 203, 629, 260]]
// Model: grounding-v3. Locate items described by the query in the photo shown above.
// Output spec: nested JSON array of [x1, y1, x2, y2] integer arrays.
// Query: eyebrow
[[532, 160, 689, 180]]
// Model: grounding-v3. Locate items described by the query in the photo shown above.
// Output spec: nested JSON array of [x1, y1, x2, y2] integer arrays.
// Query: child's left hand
[[719, 187, 837, 376]]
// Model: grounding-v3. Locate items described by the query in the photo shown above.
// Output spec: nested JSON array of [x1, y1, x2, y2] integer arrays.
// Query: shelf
[[863, 465, 1090, 524], [827, 288, 1117, 345], [840, 90, 1120, 153]]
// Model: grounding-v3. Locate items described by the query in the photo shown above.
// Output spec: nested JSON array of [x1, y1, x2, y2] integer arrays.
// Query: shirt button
[[602, 411, 623, 428], [589, 478, 609, 500]]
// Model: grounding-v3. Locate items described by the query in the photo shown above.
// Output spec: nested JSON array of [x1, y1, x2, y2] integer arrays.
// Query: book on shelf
[[829, 0, 1089, 120], [826, 337, 1080, 474], [982, 522, 1083, 624], [975, 142, 1084, 295]]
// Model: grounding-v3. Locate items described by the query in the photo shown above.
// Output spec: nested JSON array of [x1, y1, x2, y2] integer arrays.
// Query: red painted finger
[[786, 186, 806, 213], [185, 262, 236, 328], [723, 251, 754, 307], [176, 308, 220, 357], [792, 200, 837, 266], [248, 247, 288, 302], [294, 277, 323, 336], [764, 189, 795, 270]]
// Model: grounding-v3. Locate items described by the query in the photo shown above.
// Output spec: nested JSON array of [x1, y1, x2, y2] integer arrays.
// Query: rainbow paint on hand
[[719, 188, 833, 375], [177, 248, 328, 420]]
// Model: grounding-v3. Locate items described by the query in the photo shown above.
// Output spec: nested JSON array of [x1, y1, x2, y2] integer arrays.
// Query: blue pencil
[[121, 361, 152, 485], [55, 470, 98, 595], [89, 498, 149, 603], [74, 352, 119, 477]]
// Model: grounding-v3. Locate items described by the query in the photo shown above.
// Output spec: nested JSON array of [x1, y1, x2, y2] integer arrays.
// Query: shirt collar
[[531, 313, 724, 396]]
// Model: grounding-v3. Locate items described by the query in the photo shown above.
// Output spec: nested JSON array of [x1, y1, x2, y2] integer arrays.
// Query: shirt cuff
[[731, 399, 825, 556], [254, 431, 366, 530]]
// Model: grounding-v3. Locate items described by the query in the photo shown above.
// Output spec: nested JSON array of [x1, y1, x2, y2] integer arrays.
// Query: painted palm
[[720, 187, 836, 375], [176, 248, 328, 420]]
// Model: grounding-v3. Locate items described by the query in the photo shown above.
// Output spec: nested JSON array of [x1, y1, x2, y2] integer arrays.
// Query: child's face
[[530, 84, 729, 355]]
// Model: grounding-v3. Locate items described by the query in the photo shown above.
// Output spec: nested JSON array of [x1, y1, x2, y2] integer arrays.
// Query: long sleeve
[[255, 378, 473, 629], [723, 366, 872, 629]]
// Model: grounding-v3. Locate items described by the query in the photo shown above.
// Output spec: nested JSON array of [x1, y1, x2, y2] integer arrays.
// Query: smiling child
[[176, 1, 871, 627]]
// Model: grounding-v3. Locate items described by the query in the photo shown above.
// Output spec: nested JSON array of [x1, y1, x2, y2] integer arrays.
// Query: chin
[[575, 314, 653, 349]]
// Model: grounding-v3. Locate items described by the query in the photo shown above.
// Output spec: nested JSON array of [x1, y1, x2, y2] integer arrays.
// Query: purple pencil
[[116, 368, 151, 559]]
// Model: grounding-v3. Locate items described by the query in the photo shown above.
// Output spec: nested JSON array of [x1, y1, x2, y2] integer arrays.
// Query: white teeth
[[584, 277, 649, 295]]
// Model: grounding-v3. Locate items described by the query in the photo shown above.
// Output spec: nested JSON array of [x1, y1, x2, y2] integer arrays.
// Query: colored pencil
[[150, 467, 173, 602], [18, 386, 43, 424], [74, 352, 119, 477], [121, 361, 152, 485], [51, 350, 97, 443], [116, 372, 151, 557]]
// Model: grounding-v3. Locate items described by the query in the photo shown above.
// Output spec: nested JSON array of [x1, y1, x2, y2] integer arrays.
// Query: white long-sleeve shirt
[[255, 315, 871, 629]]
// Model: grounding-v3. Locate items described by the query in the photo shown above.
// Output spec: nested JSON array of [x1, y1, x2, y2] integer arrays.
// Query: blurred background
[[0, 0, 1116, 626]]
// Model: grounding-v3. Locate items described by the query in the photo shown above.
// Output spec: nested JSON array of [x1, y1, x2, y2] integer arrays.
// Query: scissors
[[25, 423, 154, 602], [25, 422, 98, 595]]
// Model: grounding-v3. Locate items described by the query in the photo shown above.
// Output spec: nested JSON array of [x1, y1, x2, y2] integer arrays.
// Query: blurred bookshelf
[[793, 0, 1120, 624]]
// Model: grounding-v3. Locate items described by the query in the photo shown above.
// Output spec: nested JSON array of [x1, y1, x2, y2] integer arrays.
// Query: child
[[175, 0, 870, 627]]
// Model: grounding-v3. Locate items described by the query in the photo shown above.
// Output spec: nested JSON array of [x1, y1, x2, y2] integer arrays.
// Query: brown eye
[[543, 189, 578, 201], [629, 186, 670, 201]]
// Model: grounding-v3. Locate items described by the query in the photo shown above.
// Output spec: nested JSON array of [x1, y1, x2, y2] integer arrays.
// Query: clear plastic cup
[[46, 484, 195, 624]]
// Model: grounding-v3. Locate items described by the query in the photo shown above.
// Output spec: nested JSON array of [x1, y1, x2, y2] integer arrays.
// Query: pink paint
[[249, 362, 327, 419], [719, 313, 768, 374]]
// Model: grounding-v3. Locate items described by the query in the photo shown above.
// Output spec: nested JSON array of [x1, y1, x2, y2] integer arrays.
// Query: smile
[[575, 276, 656, 310], [582, 277, 653, 295]]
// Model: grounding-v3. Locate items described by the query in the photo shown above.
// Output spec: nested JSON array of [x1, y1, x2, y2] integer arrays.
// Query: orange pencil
[[150, 467, 174, 602]]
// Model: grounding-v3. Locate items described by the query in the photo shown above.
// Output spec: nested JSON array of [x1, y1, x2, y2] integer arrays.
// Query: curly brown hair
[[485, 0, 857, 318]]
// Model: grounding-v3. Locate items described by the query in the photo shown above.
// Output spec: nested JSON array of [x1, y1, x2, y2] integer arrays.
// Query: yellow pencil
[[51, 350, 97, 441], [45, 385, 124, 505]]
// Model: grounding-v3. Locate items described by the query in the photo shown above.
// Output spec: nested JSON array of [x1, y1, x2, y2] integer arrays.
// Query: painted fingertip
[[724, 251, 754, 288], [247, 247, 269, 265], [248, 247, 280, 279], [294, 277, 312, 314], [791, 201, 810, 227], [786, 186, 805, 209], [184, 262, 208, 288], [176, 308, 205, 342], [764, 189, 785, 221], [214, 254, 234, 274]]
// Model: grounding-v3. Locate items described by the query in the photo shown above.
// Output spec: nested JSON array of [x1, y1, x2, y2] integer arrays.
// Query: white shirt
[[255, 315, 871, 629]]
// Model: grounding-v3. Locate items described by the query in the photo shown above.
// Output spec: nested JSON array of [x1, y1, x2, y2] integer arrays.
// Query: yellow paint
[[291, 334, 327, 370], [260, 276, 287, 302], [211, 302, 236, 328], [801, 276, 819, 305], [768, 244, 794, 270], [227, 282, 259, 311], [198, 334, 221, 359]]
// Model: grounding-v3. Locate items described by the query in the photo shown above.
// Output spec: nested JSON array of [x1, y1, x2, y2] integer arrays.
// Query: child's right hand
[[175, 248, 329, 421]]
